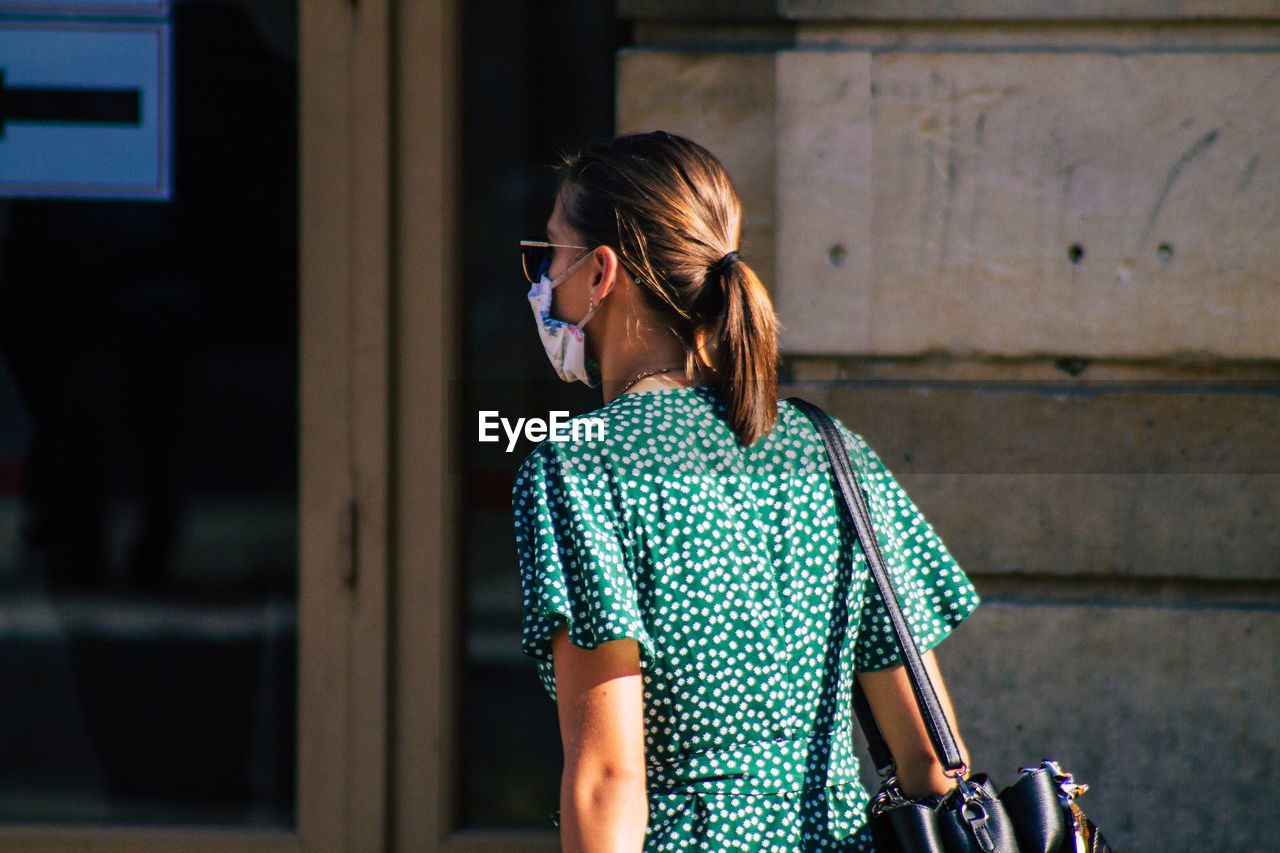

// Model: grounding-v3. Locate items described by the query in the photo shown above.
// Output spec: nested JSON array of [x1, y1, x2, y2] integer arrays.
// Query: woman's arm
[[551, 626, 648, 853], [855, 649, 970, 799]]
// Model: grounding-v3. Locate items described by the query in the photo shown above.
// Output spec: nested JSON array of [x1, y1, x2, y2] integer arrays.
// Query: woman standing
[[513, 131, 979, 851]]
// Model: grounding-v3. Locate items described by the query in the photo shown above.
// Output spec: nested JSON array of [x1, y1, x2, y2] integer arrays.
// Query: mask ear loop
[[575, 248, 616, 329], [546, 246, 595, 289], [545, 246, 615, 329], [577, 292, 602, 329]]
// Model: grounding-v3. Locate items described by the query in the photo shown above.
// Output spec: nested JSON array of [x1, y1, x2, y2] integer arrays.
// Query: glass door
[[2, 0, 464, 846], [0, 0, 297, 834]]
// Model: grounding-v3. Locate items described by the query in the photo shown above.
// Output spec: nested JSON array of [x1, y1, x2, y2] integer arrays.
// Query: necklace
[[620, 366, 684, 395]]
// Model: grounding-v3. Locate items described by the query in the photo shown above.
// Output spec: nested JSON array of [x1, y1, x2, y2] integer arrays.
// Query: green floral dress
[[513, 386, 979, 851]]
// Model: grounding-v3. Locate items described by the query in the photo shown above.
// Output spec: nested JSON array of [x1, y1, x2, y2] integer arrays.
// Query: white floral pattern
[[513, 386, 980, 851]]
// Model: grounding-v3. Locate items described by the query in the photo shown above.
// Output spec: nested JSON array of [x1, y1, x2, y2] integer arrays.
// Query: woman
[[513, 131, 980, 852]]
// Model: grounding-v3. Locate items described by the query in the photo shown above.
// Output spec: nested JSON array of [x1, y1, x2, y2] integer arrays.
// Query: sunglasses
[[520, 238, 589, 284]]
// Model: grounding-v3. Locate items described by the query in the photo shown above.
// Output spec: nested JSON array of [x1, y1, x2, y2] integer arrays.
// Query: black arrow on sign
[[0, 70, 142, 139]]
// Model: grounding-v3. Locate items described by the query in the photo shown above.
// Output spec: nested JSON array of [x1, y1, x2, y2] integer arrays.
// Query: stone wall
[[616, 3, 1280, 850]]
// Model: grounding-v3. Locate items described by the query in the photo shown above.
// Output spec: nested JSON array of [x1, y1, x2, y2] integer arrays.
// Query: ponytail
[[556, 131, 783, 446], [709, 258, 779, 447]]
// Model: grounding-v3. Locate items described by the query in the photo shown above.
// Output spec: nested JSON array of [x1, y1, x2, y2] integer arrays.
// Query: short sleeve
[[512, 445, 654, 701], [843, 429, 980, 672]]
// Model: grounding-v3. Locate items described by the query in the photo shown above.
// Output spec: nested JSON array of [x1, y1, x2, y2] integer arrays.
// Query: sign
[[0, 18, 171, 199], [0, 0, 167, 17]]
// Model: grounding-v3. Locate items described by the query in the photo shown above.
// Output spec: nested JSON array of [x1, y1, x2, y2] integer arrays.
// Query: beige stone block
[[617, 49, 1280, 358], [793, 21, 1280, 53], [616, 51, 778, 294], [899, 472, 1280, 581], [860, 52, 1280, 359], [622, 0, 1280, 20], [781, 0, 1280, 19], [795, 384, 1280, 476], [887, 603, 1280, 852], [784, 354, 1280, 383], [775, 51, 873, 351], [784, 382, 1280, 581]]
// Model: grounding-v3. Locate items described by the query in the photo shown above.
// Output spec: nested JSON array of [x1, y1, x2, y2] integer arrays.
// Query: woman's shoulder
[[775, 397, 877, 457]]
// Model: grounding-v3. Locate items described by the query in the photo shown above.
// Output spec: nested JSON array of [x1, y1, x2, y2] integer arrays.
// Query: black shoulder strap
[[787, 397, 966, 777]]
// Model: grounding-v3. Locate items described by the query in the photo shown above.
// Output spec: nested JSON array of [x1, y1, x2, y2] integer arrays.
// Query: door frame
[[0, 1, 556, 848]]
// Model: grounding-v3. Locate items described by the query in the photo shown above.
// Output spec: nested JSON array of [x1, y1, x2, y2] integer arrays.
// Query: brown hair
[[556, 131, 780, 447]]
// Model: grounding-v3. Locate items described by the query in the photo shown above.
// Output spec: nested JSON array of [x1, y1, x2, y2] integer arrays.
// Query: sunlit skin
[[553, 630, 648, 853], [542, 187, 970, 852]]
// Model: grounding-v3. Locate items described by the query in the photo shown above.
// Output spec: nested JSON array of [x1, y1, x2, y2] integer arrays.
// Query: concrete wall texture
[[616, 3, 1278, 851]]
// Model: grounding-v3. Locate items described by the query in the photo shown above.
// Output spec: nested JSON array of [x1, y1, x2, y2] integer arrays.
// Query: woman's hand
[[855, 650, 971, 799], [552, 627, 648, 852]]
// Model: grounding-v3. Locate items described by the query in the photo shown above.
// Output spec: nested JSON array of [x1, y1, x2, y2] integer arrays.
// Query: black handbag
[[790, 398, 1112, 853]]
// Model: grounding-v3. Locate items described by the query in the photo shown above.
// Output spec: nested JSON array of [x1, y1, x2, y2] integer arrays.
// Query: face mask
[[527, 254, 603, 387]]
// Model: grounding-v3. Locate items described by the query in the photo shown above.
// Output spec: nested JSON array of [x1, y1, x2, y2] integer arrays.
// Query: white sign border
[[0, 0, 168, 20], [0, 17, 172, 200]]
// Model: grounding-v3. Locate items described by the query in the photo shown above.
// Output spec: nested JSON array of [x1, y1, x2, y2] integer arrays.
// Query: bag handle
[[788, 397, 967, 778]]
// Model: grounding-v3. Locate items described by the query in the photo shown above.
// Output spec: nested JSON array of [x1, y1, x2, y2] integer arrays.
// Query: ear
[[588, 245, 624, 307]]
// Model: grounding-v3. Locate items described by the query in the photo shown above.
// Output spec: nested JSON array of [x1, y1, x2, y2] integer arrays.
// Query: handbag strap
[[787, 397, 967, 777]]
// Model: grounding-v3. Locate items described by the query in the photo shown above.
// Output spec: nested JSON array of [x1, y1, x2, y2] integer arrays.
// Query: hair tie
[[708, 250, 741, 280]]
